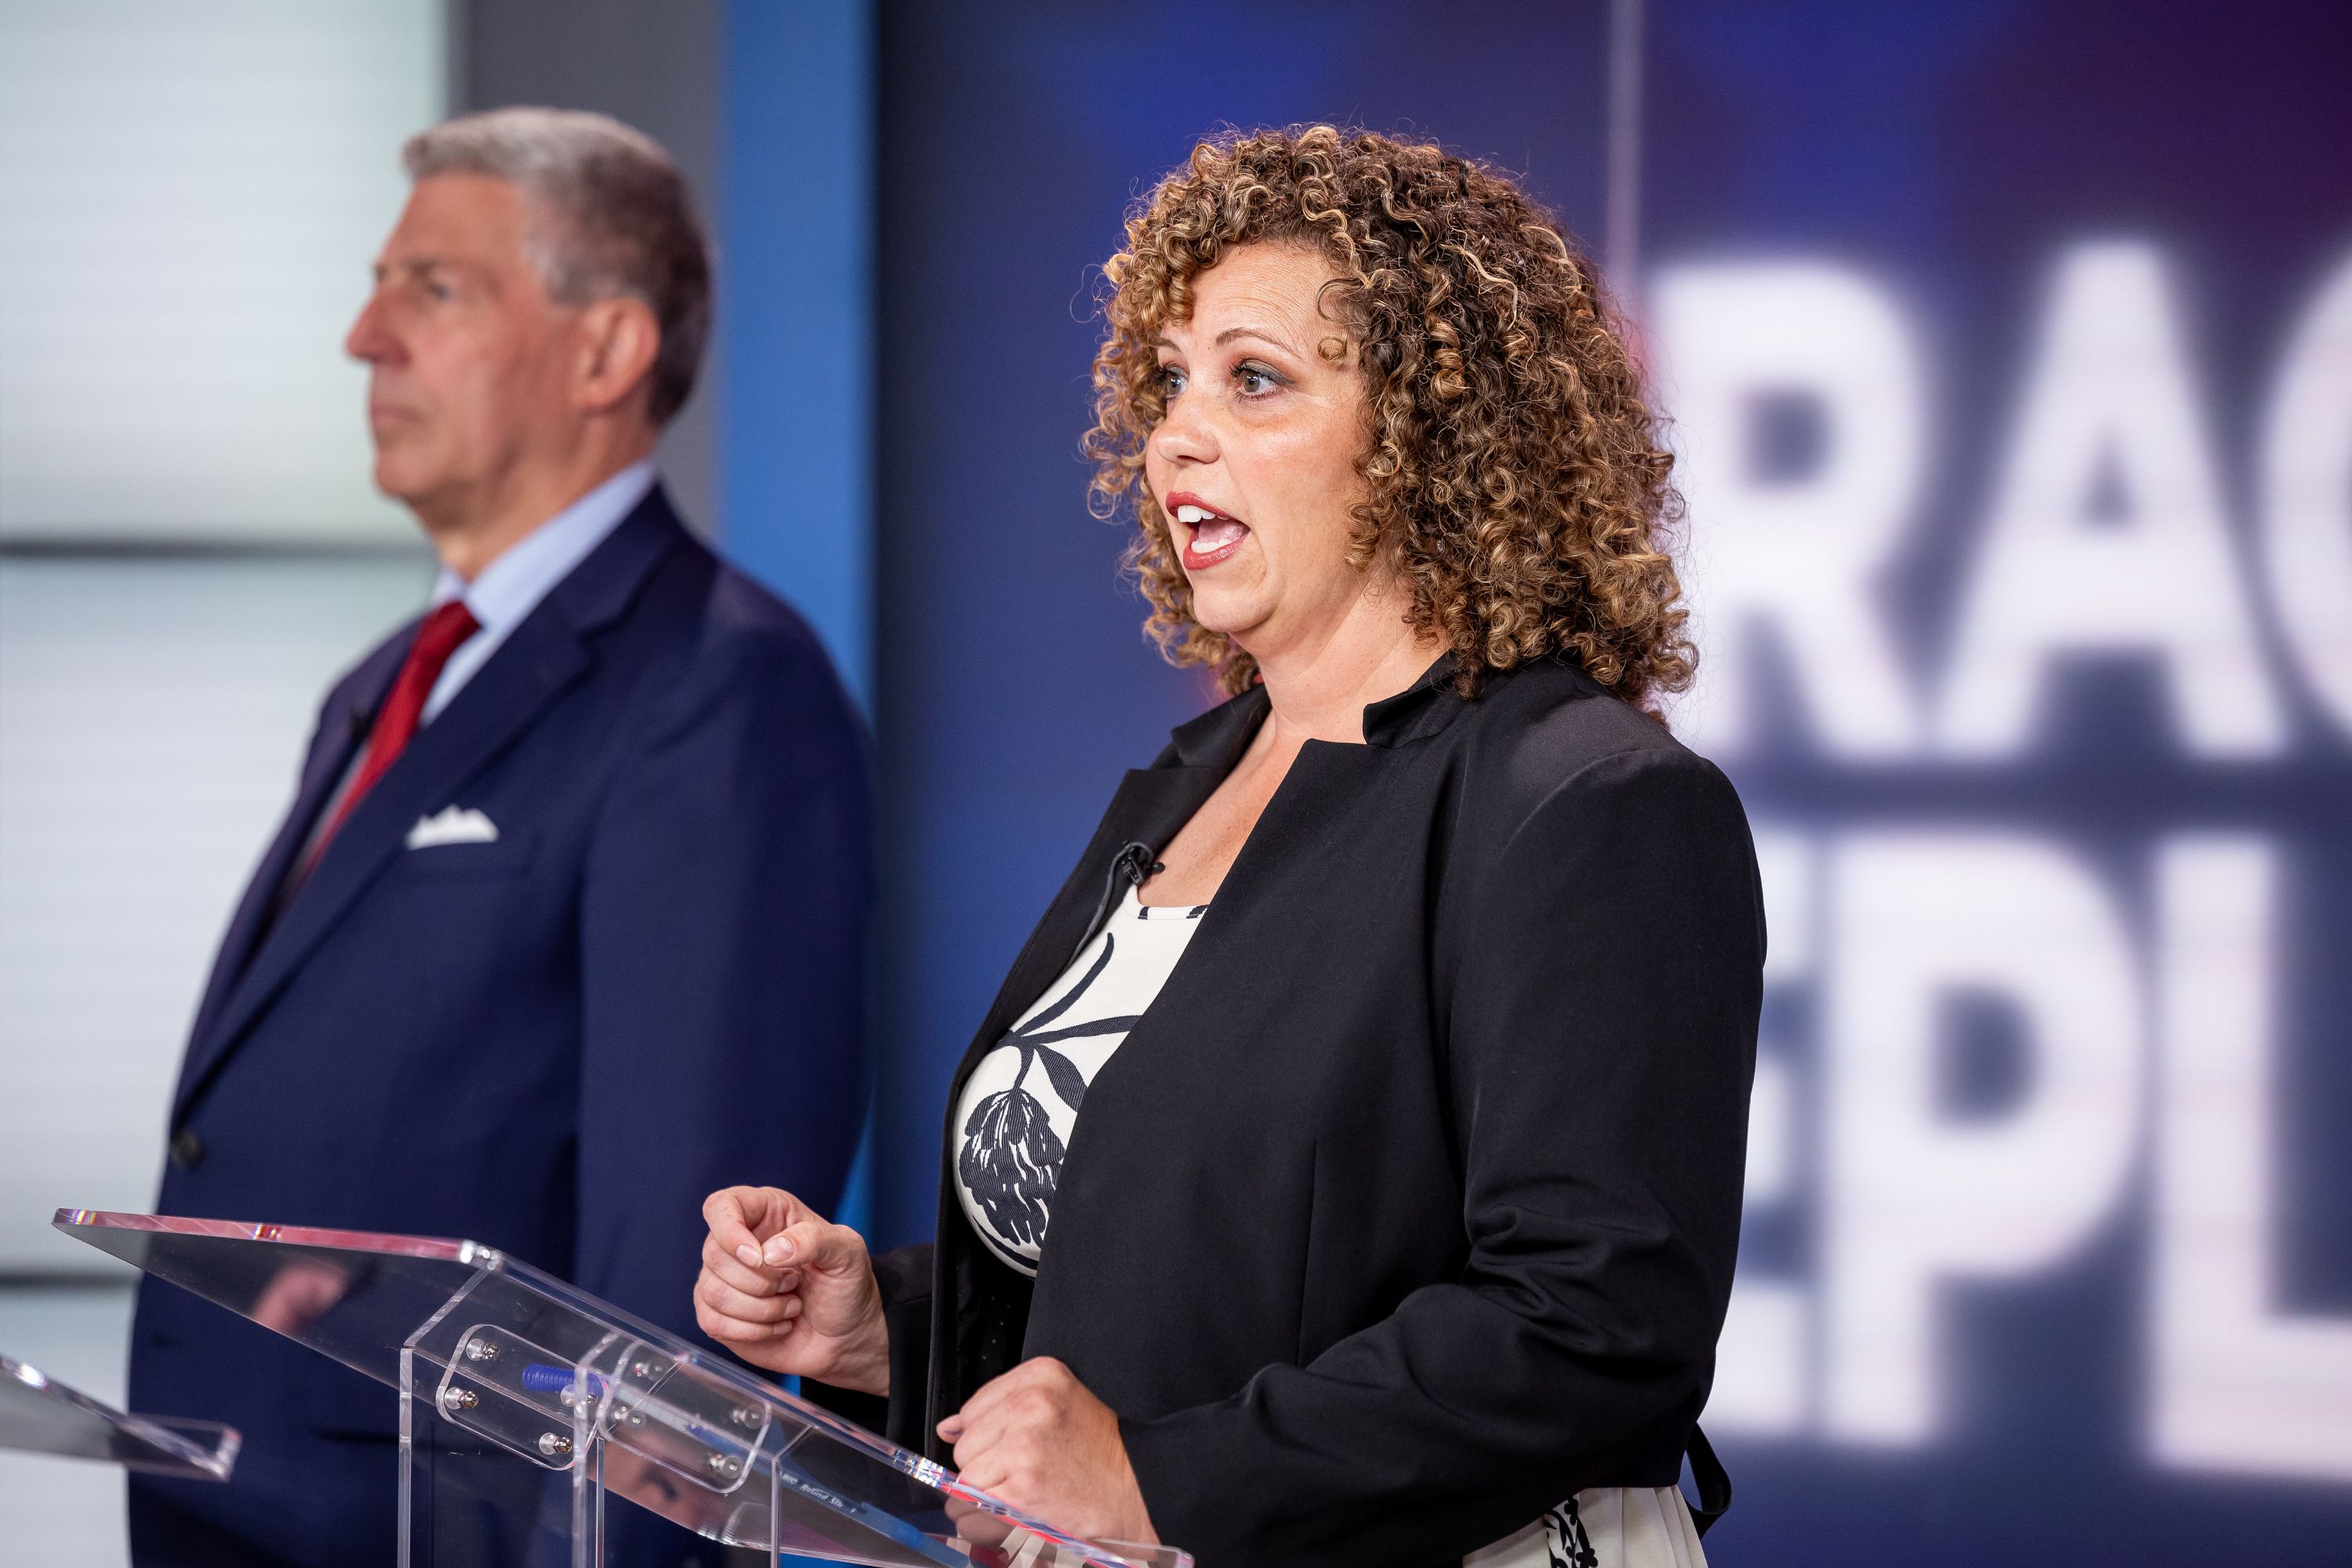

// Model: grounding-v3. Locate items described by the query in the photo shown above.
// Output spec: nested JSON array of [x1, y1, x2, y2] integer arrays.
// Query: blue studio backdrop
[[714, 2, 2352, 1563]]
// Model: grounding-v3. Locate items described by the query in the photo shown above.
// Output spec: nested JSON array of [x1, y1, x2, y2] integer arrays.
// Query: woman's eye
[[1156, 365, 1186, 398], [1236, 364, 1279, 396]]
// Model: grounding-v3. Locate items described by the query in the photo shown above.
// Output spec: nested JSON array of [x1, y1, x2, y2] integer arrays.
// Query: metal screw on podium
[[441, 1386, 479, 1412], [630, 1359, 655, 1378], [706, 1454, 742, 1479], [463, 1338, 499, 1363], [730, 1406, 760, 1428], [539, 1432, 572, 1457]]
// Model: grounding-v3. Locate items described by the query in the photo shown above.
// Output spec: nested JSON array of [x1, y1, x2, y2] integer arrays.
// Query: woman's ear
[[573, 296, 662, 418]]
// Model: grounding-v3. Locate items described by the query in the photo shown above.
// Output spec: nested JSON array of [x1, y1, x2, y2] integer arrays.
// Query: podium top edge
[[53, 1208, 493, 1266]]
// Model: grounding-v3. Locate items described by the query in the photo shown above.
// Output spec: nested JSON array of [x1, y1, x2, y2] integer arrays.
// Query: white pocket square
[[406, 805, 500, 849]]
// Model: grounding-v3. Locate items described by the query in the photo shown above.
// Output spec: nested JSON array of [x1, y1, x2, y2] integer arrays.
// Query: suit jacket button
[[169, 1129, 206, 1171]]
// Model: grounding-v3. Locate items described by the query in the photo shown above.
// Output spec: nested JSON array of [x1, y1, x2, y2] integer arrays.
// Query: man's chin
[[370, 451, 441, 508]]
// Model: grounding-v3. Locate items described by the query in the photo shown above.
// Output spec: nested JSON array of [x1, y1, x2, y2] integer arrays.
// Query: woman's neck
[[1247, 582, 1446, 746]]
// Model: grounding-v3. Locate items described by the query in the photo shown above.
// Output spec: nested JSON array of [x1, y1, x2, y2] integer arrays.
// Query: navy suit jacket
[[125, 488, 872, 1566]]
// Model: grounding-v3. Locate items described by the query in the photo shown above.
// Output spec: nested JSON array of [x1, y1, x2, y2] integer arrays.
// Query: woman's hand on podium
[[696, 1185, 890, 1396], [938, 1357, 1157, 1544]]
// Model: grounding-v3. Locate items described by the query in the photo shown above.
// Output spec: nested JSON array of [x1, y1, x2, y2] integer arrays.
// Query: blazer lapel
[[173, 495, 687, 1122], [948, 686, 1271, 1089], [174, 644, 404, 1090]]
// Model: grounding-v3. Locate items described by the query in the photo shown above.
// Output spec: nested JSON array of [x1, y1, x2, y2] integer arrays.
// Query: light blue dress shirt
[[289, 462, 659, 869], [421, 459, 656, 722]]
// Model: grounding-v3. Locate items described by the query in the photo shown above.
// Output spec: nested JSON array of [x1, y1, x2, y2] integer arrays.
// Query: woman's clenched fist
[[695, 1185, 889, 1396]]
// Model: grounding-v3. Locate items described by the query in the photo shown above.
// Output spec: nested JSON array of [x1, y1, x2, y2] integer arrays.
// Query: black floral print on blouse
[[956, 933, 1142, 1251], [1544, 1499, 1599, 1568]]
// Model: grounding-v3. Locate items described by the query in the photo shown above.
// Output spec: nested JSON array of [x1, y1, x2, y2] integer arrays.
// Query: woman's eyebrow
[[1213, 325, 1301, 355]]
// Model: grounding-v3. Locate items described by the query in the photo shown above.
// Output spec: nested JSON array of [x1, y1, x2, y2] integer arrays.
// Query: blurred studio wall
[[2, 2, 2347, 1565]]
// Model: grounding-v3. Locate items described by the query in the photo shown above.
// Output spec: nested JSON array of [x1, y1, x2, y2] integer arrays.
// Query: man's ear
[[573, 296, 662, 418]]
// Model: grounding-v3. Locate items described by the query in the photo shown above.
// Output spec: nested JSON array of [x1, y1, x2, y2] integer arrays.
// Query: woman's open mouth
[[1171, 496, 1250, 571]]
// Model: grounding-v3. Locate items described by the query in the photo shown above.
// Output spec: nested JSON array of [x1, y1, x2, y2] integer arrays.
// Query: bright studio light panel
[[0, 1, 443, 541]]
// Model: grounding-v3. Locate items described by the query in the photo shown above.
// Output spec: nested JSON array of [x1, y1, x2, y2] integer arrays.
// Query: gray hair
[[404, 107, 710, 424]]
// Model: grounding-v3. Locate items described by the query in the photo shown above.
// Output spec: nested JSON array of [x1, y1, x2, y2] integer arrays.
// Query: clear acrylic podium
[[57, 1210, 1188, 1568], [2, 1351, 238, 1479]]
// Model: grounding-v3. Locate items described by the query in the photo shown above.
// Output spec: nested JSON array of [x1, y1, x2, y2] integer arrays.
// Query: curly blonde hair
[[1085, 125, 1693, 713]]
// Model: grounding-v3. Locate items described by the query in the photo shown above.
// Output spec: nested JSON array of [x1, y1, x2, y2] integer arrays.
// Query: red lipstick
[[1167, 491, 1250, 572]]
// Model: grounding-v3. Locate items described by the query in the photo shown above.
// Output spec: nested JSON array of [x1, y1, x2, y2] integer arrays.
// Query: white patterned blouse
[[953, 883, 1206, 1277]]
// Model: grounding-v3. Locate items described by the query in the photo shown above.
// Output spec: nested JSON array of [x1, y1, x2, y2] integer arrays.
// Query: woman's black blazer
[[829, 654, 1763, 1567]]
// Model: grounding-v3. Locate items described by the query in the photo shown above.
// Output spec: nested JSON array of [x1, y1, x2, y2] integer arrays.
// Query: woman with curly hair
[[695, 125, 1762, 1568]]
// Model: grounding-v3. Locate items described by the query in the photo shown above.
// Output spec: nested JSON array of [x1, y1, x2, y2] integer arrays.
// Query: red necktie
[[307, 599, 481, 865]]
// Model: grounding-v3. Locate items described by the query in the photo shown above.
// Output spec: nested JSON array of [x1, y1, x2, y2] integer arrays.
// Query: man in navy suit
[[125, 108, 870, 1566]]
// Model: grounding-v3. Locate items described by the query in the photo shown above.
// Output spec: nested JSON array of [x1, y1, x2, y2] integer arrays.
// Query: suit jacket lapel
[[173, 494, 687, 1122], [174, 644, 404, 1095]]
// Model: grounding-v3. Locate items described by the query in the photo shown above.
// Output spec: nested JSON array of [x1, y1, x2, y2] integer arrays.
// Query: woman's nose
[[1150, 398, 1218, 466]]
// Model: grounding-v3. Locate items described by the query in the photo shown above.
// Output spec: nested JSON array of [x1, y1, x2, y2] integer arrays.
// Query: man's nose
[[344, 292, 397, 364]]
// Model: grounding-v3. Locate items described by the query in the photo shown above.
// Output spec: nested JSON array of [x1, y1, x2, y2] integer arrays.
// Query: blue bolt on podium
[[57, 1209, 1188, 1568]]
